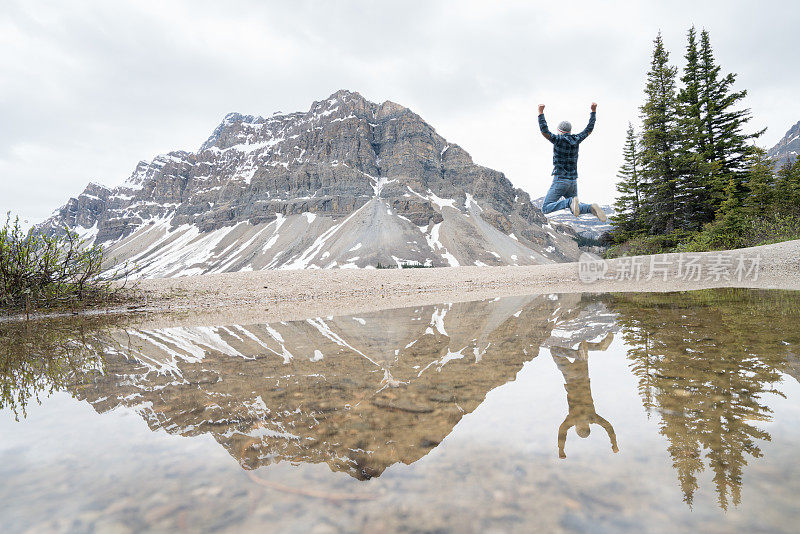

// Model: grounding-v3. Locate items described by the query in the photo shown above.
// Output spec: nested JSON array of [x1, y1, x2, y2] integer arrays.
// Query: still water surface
[[1, 289, 799, 533]]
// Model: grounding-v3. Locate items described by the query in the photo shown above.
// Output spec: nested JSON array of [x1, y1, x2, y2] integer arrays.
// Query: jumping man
[[538, 103, 606, 221]]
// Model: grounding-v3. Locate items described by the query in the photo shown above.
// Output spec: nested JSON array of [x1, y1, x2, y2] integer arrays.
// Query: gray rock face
[[52, 182, 111, 230], [768, 120, 800, 169], [42, 90, 579, 276]]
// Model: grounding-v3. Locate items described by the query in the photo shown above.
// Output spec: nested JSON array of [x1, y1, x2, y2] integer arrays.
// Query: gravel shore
[[132, 239, 800, 327]]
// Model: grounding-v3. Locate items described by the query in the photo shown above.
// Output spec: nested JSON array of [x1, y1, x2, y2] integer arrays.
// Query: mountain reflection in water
[[1, 289, 799, 515], [75, 293, 597, 480]]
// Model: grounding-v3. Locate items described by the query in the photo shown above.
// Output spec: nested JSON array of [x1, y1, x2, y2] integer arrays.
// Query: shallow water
[[1, 289, 799, 533]]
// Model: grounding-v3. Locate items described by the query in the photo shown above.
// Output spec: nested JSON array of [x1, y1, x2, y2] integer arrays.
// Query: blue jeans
[[542, 177, 591, 215]]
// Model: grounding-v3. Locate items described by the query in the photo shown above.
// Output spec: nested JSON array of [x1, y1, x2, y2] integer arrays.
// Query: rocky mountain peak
[[311, 88, 367, 110], [376, 100, 409, 118], [767, 120, 800, 168], [42, 90, 579, 276]]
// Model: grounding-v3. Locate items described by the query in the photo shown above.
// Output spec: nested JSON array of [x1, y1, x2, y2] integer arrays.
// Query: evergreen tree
[[610, 27, 776, 253], [639, 32, 682, 234], [676, 26, 716, 231], [775, 157, 800, 212], [611, 123, 644, 239], [697, 29, 765, 220], [712, 178, 749, 249], [741, 148, 777, 217], [678, 27, 705, 153]]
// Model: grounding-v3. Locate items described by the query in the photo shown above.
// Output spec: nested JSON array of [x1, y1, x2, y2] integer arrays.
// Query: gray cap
[[557, 121, 572, 134]]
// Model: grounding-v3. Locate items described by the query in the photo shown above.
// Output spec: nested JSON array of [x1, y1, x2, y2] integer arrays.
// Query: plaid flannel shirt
[[539, 112, 595, 179]]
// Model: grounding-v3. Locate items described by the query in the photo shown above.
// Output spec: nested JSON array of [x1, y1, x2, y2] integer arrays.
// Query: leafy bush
[[742, 214, 800, 247], [678, 213, 800, 252], [608, 212, 800, 257], [0, 214, 130, 311]]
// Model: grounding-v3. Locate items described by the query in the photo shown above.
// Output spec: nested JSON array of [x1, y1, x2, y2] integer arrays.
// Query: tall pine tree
[[639, 32, 682, 234], [676, 26, 716, 231], [697, 29, 765, 221], [611, 123, 644, 239]]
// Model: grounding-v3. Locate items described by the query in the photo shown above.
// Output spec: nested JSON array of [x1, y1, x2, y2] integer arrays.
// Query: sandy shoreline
[[3, 240, 797, 327], [121, 240, 800, 327]]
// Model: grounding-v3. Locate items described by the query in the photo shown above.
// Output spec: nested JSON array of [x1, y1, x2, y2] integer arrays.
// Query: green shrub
[[376, 261, 434, 269], [739, 213, 800, 248], [609, 212, 800, 257], [399, 261, 433, 269], [678, 213, 800, 252], [0, 214, 130, 311]]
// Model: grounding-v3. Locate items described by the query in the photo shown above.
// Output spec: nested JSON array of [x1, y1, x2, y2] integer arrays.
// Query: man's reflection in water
[[551, 333, 619, 459]]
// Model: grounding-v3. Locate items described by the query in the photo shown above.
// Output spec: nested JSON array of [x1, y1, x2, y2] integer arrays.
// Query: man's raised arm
[[575, 102, 597, 143], [593, 414, 619, 453], [538, 104, 553, 142]]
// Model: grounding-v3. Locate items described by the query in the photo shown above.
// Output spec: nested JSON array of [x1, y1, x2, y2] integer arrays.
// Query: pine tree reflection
[[611, 289, 799, 509]]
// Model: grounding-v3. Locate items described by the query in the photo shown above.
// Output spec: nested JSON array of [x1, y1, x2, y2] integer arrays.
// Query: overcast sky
[[2, 0, 798, 223]]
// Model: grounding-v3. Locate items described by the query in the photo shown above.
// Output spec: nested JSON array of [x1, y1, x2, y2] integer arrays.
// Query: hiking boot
[[590, 203, 607, 222], [570, 197, 580, 217]]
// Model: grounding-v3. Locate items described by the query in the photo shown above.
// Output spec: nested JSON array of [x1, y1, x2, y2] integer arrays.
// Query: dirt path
[[128, 240, 800, 327]]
